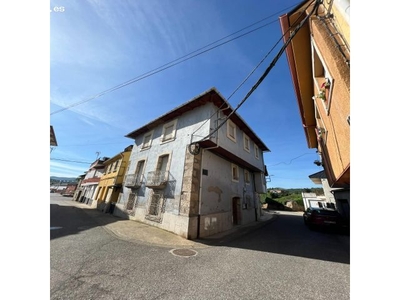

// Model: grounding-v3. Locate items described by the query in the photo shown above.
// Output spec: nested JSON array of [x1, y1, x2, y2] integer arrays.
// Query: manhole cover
[[170, 248, 198, 257]]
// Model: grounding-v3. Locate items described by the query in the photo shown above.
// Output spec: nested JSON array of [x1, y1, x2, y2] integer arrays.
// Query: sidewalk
[[72, 200, 277, 248]]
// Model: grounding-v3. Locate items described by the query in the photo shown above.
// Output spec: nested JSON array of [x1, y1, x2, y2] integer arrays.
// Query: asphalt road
[[50, 195, 350, 300]]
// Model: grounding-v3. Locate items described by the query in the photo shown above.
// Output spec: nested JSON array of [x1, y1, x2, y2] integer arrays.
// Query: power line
[[50, 22, 276, 115], [50, 2, 302, 116], [50, 158, 92, 164], [191, 30, 282, 137], [191, 2, 311, 138], [57, 141, 129, 147], [267, 153, 316, 167], [196, 0, 321, 144]]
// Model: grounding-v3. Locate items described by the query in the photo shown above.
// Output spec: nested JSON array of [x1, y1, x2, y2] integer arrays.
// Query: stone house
[[114, 87, 270, 239]]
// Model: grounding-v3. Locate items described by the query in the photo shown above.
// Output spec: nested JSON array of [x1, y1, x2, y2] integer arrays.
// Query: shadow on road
[[197, 212, 350, 264], [51, 194, 349, 264], [50, 202, 123, 240]]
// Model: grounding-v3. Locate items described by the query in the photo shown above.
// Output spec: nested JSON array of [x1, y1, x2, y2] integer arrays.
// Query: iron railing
[[124, 173, 143, 188], [145, 171, 169, 189]]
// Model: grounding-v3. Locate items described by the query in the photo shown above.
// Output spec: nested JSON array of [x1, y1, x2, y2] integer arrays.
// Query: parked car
[[303, 207, 348, 232]]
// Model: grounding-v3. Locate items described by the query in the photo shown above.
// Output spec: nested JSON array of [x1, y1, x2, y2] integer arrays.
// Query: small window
[[142, 131, 153, 150], [113, 159, 120, 172], [161, 119, 177, 142], [254, 144, 259, 159], [227, 120, 236, 142], [244, 170, 250, 184], [243, 134, 250, 152], [231, 164, 239, 182]]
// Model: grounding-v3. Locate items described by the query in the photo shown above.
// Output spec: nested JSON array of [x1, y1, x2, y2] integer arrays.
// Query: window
[[254, 144, 259, 159], [243, 134, 250, 152], [231, 164, 239, 182], [128, 160, 145, 186], [157, 154, 169, 173], [147, 154, 170, 186], [148, 193, 162, 216], [227, 120, 236, 142], [161, 119, 177, 142], [315, 106, 327, 145], [125, 192, 137, 215], [311, 39, 333, 113], [113, 159, 120, 172], [142, 131, 153, 150], [135, 160, 145, 177], [146, 192, 164, 222], [244, 170, 250, 184]]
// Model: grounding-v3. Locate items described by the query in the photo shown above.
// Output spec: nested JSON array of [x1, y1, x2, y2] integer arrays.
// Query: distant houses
[[50, 180, 77, 196]]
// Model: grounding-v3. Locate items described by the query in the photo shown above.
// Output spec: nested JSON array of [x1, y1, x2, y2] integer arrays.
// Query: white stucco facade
[[114, 88, 269, 239]]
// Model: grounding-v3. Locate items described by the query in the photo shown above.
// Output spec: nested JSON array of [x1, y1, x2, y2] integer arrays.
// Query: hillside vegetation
[[260, 188, 324, 209]]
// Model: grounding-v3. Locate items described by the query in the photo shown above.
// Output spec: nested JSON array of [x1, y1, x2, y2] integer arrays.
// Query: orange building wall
[[311, 17, 350, 184]]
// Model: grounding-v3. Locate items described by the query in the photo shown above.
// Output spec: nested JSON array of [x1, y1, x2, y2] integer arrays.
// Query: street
[[51, 194, 350, 300]]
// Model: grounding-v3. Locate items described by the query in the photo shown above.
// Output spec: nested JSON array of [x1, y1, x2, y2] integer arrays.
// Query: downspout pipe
[[197, 148, 204, 239], [251, 172, 258, 222]]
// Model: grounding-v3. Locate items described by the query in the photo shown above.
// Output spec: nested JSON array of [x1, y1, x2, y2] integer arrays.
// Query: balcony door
[[135, 160, 145, 182], [157, 154, 169, 174]]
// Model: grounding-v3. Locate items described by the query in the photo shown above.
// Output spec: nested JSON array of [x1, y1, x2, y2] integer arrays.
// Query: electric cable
[[194, 0, 321, 145], [191, 1, 316, 138], [51, 158, 92, 164], [267, 153, 316, 167], [50, 2, 303, 116], [50, 22, 277, 115]]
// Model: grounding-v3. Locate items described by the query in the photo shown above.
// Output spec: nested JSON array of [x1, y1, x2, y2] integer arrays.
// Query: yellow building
[[93, 145, 133, 213], [279, 0, 350, 216]]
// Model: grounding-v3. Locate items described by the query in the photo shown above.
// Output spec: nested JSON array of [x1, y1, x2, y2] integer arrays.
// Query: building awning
[[50, 125, 58, 146]]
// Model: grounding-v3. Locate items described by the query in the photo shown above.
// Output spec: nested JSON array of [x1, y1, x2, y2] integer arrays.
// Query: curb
[[68, 198, 278, 248]]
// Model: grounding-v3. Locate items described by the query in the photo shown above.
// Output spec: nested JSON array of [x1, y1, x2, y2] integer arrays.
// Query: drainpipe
[[197, 148, 204, 239], [251, 173, 258, 222]]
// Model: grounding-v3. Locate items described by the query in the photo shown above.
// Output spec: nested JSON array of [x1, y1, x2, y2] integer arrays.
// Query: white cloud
[[50, 160, 88, 177]]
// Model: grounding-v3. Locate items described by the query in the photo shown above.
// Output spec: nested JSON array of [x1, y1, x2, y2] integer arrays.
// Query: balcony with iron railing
[[124, 173, 144, 189], [145, 171, 169, 189]]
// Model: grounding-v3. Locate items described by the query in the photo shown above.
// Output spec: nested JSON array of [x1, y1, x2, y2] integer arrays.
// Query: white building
[[74, 158, 108, 206], [114, 87, 270, 239]]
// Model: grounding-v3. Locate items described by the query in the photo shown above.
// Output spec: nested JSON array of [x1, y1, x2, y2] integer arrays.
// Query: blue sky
[[5, 1, 400, 295], [49, 0, 326, 188]]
